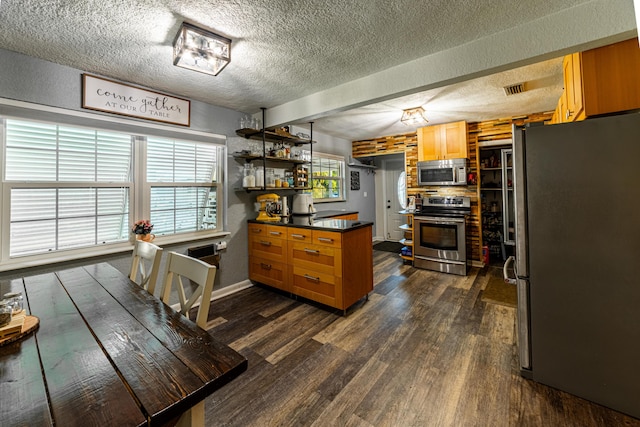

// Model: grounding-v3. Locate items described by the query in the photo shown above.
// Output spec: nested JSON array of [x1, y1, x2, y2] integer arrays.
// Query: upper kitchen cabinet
[[552, 38, 640, 124], [417, 121, 468, 161], [561, 53, 583, 122]]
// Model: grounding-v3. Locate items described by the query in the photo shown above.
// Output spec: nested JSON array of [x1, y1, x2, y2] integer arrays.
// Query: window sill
[[0, 231, 230, 273]]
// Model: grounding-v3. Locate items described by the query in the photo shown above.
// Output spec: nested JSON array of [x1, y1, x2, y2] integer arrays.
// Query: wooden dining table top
[[0, 262, 247, 426]]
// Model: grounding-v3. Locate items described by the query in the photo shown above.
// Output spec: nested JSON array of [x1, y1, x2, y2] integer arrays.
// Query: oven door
[[414, 215, 466, 261]]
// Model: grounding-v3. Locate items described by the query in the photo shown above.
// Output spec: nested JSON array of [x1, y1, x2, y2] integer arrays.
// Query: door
[[385, 158, 404, 241]]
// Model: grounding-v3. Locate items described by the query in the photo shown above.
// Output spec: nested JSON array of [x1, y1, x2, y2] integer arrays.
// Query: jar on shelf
[[266, 168, 275, 187], [254, 166, 265, 187], [242, 163, 256, 188]]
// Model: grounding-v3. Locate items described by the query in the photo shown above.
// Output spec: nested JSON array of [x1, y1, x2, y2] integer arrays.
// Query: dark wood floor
[[202, 250, 640, 426]]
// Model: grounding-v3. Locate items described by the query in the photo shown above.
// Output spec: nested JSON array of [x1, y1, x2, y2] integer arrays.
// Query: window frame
[[310, 152, 346, 203], [0, 105, 227, 271]]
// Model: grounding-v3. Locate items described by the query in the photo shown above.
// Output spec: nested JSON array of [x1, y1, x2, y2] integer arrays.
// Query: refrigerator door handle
[[503, 256, 517, 284]]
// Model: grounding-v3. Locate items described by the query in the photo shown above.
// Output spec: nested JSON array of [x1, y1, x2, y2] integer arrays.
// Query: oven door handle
[[415, 216, 465, 224]]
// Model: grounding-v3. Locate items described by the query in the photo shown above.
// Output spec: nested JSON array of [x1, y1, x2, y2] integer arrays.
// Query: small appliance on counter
[[255, 193, 281, 221], [291, 194, 316, 215]]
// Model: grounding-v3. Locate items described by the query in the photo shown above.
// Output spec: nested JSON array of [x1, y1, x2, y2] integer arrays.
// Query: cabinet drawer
[[249, 256, 288, 292], [249, 235, 287, 262], [249, 223, 286, 239], [289, 242, 341, 275], [287, 227, 312, 242], [291, 265, 339, 307], [312, 230, 342, 248]]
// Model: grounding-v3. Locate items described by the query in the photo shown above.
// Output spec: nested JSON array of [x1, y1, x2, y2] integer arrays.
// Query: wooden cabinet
[[248, 223, 373, 312], [417, 121, 468, 161], [552, 38, 640, 124], [248, 223, 289, 291], [562, 53, 584, 122], [289, 230, 342, 309]]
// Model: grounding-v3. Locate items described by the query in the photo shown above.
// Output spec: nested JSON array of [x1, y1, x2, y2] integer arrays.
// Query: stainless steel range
[[413, 196, 470, 275]]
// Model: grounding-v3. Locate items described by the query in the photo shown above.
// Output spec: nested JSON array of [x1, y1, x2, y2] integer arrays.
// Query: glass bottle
[[242, 164, 256, 188], [254, 166, 265, 188], [0, 301, 11, 327]]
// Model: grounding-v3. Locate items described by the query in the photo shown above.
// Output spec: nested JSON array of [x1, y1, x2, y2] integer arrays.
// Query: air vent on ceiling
[[503, 82, 526, 96]]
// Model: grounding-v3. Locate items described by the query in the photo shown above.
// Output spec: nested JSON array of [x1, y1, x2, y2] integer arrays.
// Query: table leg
[[176, 401, 204, 427]]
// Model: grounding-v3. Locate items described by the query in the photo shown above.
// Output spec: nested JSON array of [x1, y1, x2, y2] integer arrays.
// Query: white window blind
[[5, 119, 132, 256], [147, 137, 220, 235], [1, 116, 224, 263]]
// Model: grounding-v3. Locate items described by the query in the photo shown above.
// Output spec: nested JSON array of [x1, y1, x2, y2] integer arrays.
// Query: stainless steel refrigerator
[[504, 112, 640, 419]]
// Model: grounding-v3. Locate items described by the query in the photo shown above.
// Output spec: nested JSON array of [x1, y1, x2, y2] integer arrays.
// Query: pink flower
[[131, 219, 154, 235]]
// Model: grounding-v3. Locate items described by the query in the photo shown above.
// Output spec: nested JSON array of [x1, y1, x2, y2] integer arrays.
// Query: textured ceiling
[[0, 0, 634, 141]]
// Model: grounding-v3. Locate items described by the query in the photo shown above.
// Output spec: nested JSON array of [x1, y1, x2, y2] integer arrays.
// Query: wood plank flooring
[[201, 250, 640, 426]]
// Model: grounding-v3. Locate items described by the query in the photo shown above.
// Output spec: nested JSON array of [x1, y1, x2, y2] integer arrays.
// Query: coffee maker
[[256, 193, 281, 221]]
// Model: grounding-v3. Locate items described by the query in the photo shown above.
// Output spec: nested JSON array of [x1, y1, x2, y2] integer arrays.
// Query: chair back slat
[[129, 240, 163, 294], [160, 252, 217, 328]]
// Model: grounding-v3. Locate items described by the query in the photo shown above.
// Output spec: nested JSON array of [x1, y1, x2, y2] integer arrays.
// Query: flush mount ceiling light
[[400, 107, 428, 125], [173, 22, 231, 76]]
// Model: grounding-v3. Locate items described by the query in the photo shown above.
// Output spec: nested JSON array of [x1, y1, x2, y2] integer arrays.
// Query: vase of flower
[[132, 220, 154, 243], [137, 233, 155, 242]]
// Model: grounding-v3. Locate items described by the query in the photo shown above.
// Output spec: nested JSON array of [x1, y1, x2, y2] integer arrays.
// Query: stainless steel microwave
[[417, 158, 468, 186]]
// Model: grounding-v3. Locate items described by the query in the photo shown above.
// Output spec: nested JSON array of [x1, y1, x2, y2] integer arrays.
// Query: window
[[146, 137, 219, 235], [398, 171, 407, 209], [1, 117, 224, 263], [310, 152, 345, 202]]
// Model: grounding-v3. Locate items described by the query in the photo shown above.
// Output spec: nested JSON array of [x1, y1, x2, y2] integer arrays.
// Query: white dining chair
[[129, 240, 163, 294], [160, 251, 218, 427], [160, 251, 217, 329]]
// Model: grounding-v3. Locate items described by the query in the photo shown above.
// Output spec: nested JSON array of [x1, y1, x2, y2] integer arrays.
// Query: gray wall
[[0, 48, 247, 297], [289, 125, 377, 225], [0, 49, 375, 298]]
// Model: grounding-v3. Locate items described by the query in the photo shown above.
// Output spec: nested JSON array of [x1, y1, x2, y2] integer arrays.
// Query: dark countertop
[[248, 213, 371, 232]]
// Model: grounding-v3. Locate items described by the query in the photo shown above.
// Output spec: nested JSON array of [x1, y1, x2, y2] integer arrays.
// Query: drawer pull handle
[[269, 231, 282, 236], [304, 274, 320, 282], [318, 237, 334, 243], [291, 234, 306, 239], [304, 248, 320, 255], [252, 228, 262, 233], [260, 263, 272, 270], [260, 240, 272, 246]]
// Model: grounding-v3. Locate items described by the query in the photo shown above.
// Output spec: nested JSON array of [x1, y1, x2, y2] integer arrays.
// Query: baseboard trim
[[211, 280, 253, 301]]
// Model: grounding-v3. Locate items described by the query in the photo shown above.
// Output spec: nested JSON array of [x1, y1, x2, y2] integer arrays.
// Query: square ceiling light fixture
[[173, 22, 231, 76], [400, 107, 428, 125]]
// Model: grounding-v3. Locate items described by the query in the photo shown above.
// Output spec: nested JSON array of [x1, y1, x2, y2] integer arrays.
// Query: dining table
[[0, 262, 248, 426]]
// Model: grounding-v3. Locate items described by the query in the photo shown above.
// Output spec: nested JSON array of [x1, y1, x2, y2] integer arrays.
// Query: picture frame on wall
[[350, 171, 360, 191]]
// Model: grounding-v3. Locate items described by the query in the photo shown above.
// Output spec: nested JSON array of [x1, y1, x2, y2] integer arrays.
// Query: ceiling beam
[[264, 0, 637, 128]]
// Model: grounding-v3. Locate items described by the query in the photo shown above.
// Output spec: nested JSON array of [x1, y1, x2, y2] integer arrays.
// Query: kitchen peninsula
[[248, 214, 372, 313]]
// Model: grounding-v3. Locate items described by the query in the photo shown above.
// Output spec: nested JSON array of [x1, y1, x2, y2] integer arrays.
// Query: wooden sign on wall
[[82, 74, 191, 126]]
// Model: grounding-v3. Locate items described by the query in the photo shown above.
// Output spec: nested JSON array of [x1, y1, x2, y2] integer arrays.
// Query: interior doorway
[[374, 153, 405, 242]]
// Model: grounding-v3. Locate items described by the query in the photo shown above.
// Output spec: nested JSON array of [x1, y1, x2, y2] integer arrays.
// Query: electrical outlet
[[215, 241, 227, 251]]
